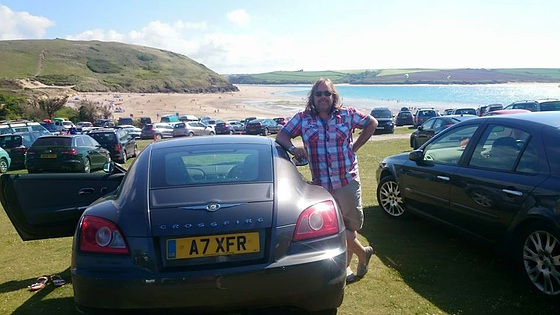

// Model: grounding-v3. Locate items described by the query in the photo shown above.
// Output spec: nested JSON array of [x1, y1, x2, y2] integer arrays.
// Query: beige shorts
[[330, 178, 364, 232]]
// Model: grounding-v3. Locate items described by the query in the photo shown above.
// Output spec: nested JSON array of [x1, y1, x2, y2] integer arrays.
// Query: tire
[[188, 132, 194, 137], [515, 221, 560, 296], [377, 175, 407, 218], [83, 158, 91, 173], [229, 130, 234, 135], [0, 158, 8, 173], [156, 134, 162, 140], [120, 150, 127, 164], [262, 128, 269, 136], [132, 145, 138, 157], [209, 131, 215, 135]]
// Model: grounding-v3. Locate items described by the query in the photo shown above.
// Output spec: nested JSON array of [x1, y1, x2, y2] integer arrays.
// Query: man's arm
[[352, 116, 378, 153], [276, 130, 306, 158]]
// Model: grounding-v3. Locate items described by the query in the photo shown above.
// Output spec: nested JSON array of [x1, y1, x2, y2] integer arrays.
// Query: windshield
[[371, 110, 392, 118]]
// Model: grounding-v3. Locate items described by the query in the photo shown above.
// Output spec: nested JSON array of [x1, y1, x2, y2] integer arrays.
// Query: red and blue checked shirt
[[280, 107, 372, 190]]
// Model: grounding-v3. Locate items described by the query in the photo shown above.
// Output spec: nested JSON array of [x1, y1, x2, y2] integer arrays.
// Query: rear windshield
[[371, 109, 392, 118], [418, 110, 436, 117], [150, 143, 273, 188], [33, 137, 72, 147], [89, 133, 116, 144]]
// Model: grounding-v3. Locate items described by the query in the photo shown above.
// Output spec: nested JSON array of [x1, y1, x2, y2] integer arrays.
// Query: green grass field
[[0, 136, 558, 314]]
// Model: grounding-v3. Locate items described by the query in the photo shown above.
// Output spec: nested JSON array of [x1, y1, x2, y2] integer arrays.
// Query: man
[[276, 78, 378, 281]]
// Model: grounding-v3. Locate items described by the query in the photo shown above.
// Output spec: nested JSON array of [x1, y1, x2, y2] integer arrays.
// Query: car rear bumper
[[26, 159, 83, 172], [73, 250, 346, 312]]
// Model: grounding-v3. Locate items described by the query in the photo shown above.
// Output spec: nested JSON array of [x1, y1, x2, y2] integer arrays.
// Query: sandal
[[50, 274, 66, 287], [28, 275, 49, 291]]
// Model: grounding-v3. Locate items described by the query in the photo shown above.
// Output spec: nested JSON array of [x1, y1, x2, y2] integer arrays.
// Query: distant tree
[[34, 96, 69, 119], [77, 100, 99, 122], [55, 107, 79, 122], [101, 107, 112, 119], [0, 93, 26, 120]]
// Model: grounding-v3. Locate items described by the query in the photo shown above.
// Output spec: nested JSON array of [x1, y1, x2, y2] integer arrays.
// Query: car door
[[83, 136, 106, 167], [415, 118, 436, 147], [401, 123, 481, 220], [448, 123, 549, 241], [0, 172, 125, 241]]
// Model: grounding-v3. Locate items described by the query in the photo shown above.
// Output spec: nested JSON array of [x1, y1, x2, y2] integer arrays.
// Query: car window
[[516, 140, 540, 174], [468, 125, 530, 172], [33, 137, 72, 147], [540, 101, 560, 111], [432, 118, 445, 130], [421, 119, 435, 129], [422, 125, 479, 165], [75, 137, 86, 146], [90, 133, 116, 144], [150, 144, 273, 188], [0, 135, 22, 147]]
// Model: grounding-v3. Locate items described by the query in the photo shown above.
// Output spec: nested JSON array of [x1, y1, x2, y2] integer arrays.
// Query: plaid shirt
[[280, 107, 372, 190]]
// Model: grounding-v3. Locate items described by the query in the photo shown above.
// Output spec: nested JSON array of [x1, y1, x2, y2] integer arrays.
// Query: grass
[[1, 136, 559, 314]]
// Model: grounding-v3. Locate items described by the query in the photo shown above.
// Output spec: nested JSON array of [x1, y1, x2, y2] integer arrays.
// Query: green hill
[[0, 39, 237, 93], [228, 68, 560, 85]]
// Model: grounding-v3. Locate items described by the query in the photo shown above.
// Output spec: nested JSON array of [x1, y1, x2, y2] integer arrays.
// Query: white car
[[116, 125, 142, 139]]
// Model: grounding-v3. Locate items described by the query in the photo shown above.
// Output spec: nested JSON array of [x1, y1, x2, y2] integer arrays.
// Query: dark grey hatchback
[[0, 136, 346, 313], [376, 112, 560, 296]]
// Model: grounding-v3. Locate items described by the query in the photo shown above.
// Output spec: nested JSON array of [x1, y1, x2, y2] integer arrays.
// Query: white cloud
[[0, 5, 55, 39], [226, 9, 250, 27]]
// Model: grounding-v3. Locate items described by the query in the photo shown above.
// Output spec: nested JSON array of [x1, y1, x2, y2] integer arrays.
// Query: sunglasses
[[314, 90, 332, 97]]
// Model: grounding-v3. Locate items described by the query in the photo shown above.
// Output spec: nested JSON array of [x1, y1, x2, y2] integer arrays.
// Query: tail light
[[79, 216, 129, 255], [293, 201, 339, 241], [61, 148, 78, 155], [114, 143, 122, 152], [13, 146, 27, 153]]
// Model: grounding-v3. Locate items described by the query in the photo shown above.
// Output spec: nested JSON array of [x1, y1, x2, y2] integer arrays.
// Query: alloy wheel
[[83, 158, 91, 173], [0, 158, 8, 173], [378, 177, 406, 217], [522, 228, 560, 295]]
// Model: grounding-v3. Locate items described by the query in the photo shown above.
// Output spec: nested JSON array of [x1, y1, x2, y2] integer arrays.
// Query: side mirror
[[408, 150, 423, 162], [103, 161, 115, 173], [291, 156, 308, 166], [417, 126, 424, 131]]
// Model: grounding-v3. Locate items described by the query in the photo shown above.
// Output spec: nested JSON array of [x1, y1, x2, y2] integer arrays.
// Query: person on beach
[[276, 78, 378, 282]]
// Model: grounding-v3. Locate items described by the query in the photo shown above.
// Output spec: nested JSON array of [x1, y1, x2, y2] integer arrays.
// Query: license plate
[[166, 232, 260, 260], [40, 153, 57, 158], [377, 126, 384, 129]]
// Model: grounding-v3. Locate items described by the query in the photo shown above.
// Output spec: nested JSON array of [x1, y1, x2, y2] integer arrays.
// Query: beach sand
[[70, 85, 307, 123]]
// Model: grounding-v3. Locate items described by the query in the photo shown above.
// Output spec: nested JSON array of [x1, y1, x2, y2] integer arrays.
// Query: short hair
[[305, 78, 342, 116]]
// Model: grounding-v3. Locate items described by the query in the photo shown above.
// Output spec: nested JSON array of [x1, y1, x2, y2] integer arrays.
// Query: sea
[[268, 83, 560, 114]]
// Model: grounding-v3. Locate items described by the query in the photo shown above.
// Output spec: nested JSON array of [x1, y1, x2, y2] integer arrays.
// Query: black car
[[370, 107, 395, 134], [245, 118, 282, 136], [25, 135, 110, 173], [214, 122, 234, 135], [395, 111, 414, 126], [0, 136, 346, 313], [88, 128, 138, 163], [376, 112, 560, 296], [0, 131, 42, 169], [410, 115, 477, 149]]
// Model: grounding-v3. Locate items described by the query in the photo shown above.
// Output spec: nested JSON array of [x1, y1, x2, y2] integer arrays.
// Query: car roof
[[89, 128, 118, 133], [151, 134, 275, 150], [480, 111, 560, 128]]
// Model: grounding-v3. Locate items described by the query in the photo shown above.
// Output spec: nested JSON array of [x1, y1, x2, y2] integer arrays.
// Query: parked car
[[55, 120, 76, 133], [451, 107, 477, 116], [245, 118, 282, 136], [0, 136, 346, 313], [504, 99, 560, 112], [413, 109, 438, 127], [140, 123, 174, 140], [227, 120, 245, 133], [94, 119, 115, 128], [172, 121, 215, 137], [442, 108, 454, 115], [483, 109, 532, 116], [25, 135, 110, 173], [395, 111, 414, 126], [76, 122, 94, 132], [88, 128, 137, 164], [410, 115, 477, 149], [0, 147, 11, 173], [214, 122, 235, 135], [117, 117, 134, 126], [39, 121, 57, 133], [116, 125, 142, 139], [179, 114, 199, 122], [0, 121, 50, 135], [377, 112, 560, 296], [0, 131, 42, 169], [370, 107, 395, 134], [477, 104, 503, 116], [243, 116, 257, 124], [273, 117, 289, 125], [139, 117, 152, 127]]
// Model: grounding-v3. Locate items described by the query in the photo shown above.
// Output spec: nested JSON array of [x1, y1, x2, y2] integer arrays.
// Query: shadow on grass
[[0, 267, 76, 314], [360, 206, 560, 314]]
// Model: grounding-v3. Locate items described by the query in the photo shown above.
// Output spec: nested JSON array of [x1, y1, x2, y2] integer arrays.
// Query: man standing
[[276, 78, 378, 281]]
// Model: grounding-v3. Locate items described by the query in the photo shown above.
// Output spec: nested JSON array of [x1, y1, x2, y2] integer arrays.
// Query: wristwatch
[[288, 145, 296, 154]]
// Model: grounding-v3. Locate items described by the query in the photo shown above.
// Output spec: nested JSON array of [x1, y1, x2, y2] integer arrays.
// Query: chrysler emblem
[[206, 203, 221, 212]]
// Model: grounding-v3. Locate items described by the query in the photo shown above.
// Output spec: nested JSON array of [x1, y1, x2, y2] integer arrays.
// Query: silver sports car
[[0, 135, 347, 313]]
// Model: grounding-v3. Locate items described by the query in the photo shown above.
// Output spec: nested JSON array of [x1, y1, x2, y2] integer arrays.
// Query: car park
[[377, 112, 560, 296], [0, 147, 11, 173], [409, 114, 477, 149], [395, 110, 414, 126], [413, 109, 438, 127], [0, 131, 42, 169], [245, 118, 282, 136], [141, 123, 174, 140], [504, 99, 560, 112], [0, 136, 346, 313], [370, 107, 395, 134], [25, 135, 110, 173], [88, 128, 138, 164]]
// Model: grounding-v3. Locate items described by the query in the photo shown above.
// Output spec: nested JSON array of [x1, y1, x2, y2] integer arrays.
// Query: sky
[[0, 0, 559, 74]]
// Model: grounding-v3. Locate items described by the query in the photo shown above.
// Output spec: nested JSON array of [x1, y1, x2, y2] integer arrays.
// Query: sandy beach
[[70, 85, 307, 123]]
